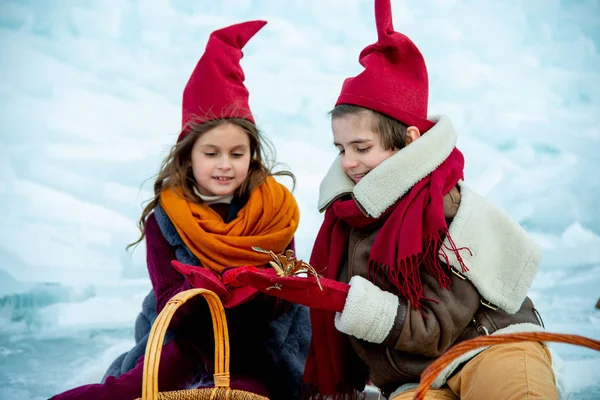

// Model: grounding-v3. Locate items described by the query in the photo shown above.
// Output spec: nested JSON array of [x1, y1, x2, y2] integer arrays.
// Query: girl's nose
[[217, 157, 232, 170]]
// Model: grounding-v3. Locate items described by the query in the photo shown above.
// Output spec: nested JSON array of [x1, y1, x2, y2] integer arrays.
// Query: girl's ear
[[405, 126, 421, 145]]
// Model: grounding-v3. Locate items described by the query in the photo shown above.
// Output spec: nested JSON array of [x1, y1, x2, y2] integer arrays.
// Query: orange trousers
[[391, 342, 558, 400]]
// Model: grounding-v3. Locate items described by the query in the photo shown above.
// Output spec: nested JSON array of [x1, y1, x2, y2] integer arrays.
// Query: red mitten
[[171, 261, 259, 308], [233, 267, 350, 313]]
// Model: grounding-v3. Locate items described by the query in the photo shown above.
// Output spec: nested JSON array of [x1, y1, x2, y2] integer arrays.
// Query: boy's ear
[[405, 126, 421, 145]]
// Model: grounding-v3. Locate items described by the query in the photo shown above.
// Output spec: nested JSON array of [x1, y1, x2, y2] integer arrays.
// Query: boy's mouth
[[352, 172, 368, 181]]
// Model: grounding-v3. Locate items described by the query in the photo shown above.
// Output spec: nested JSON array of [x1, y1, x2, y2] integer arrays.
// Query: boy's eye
[[337, 148, 345, 155], [356, 147, 371, 153]]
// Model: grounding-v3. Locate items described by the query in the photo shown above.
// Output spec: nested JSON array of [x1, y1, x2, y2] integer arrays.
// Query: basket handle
[[141, 288, 231, 400], [413, 332, 600, 400]]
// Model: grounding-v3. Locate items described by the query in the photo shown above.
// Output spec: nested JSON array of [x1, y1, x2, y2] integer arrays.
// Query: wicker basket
[[135, 288, 269, 400]]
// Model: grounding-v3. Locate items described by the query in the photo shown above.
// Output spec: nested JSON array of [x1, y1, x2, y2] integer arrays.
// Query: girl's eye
[[356, 147, 371, 154], [232, 153, 244, 158], [204, 152, 216, 157], [337, 148, 345, 155]]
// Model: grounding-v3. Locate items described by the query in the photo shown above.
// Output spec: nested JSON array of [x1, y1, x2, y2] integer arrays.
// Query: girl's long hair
[[128, 117, 295, 249]]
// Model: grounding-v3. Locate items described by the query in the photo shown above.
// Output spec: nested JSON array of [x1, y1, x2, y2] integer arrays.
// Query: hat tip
[[244, 19, 268, 30], [375, 0, 394, 40]]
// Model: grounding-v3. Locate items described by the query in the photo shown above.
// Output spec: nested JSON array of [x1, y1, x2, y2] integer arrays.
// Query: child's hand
[[233, 267, 350, 313], [334, 275, 399, 344], [171, 261, 259, 308]]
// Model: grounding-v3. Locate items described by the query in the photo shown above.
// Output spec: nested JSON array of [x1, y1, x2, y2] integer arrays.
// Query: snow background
[[0, 0, 598, 398]]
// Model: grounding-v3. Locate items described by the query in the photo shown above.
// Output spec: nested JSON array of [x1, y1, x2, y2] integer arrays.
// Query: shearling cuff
[[334, 275, 399, 344]]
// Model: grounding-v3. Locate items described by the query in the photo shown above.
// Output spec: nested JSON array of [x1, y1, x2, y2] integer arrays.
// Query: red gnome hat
[[336, 0, 434, 133], [179, 20, 266, 142]]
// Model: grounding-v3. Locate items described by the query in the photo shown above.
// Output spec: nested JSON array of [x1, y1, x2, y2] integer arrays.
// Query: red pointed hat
[[336, 0, 434, 132], [179, 20, 267, 142]]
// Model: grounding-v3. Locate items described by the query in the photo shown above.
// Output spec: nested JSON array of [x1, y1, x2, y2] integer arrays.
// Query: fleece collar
[[318, 115, 456, 217]]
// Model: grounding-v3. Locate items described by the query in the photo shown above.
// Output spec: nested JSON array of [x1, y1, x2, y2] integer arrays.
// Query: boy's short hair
[[330, 104, 408, 151]]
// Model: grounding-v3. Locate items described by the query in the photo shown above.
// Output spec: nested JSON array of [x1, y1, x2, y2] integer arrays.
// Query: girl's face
[[332, 114, 399, 183], [190, 122, 251, 197]]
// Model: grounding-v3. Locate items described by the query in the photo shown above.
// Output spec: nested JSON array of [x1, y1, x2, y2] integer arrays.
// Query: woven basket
[[134, 288, 269, 400]]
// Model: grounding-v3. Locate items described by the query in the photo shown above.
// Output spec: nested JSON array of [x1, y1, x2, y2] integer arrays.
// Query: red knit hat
[[179, 20, 267, 142], [336, 0, 434, 133]]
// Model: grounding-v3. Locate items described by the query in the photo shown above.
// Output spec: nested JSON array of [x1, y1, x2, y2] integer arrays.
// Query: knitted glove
[[171, 261, 259, 308], [233, 267, 350, 313], [334, 275, 399, 344]]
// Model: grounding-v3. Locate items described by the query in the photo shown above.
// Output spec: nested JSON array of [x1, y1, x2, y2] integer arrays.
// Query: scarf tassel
[[440, 228, 472, 274], [368, 230, 471, 313]]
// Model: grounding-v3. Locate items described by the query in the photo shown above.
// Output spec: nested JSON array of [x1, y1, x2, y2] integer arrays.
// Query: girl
[[302, 1, 557, 399], [51, 20, 310, 400]]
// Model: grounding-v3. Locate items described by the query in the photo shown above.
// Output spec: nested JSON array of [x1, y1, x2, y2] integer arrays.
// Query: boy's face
[[332, 114, 399, 183]]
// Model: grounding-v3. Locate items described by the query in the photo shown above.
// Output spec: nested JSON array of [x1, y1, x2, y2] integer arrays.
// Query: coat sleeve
[[146, 212, 295, 323], [384, 270, 481, 357], [347, 269, 482, 392], [145, 213, 192, 325]]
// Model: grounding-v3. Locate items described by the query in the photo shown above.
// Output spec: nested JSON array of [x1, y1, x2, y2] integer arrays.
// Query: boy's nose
[[342, 156, 359, 171]]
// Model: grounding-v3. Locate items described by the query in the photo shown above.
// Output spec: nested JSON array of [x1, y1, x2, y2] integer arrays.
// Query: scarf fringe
[[440, 228, 472, 274], [368, 230, 471, 312]]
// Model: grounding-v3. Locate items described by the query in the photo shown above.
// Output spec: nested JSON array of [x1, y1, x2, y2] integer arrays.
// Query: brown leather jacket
[[338, 187, 543, 396]]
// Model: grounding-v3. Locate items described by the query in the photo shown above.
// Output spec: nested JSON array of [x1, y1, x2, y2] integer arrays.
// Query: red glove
[[171, 261, 259, 308], [233, 267, 350, 313]]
